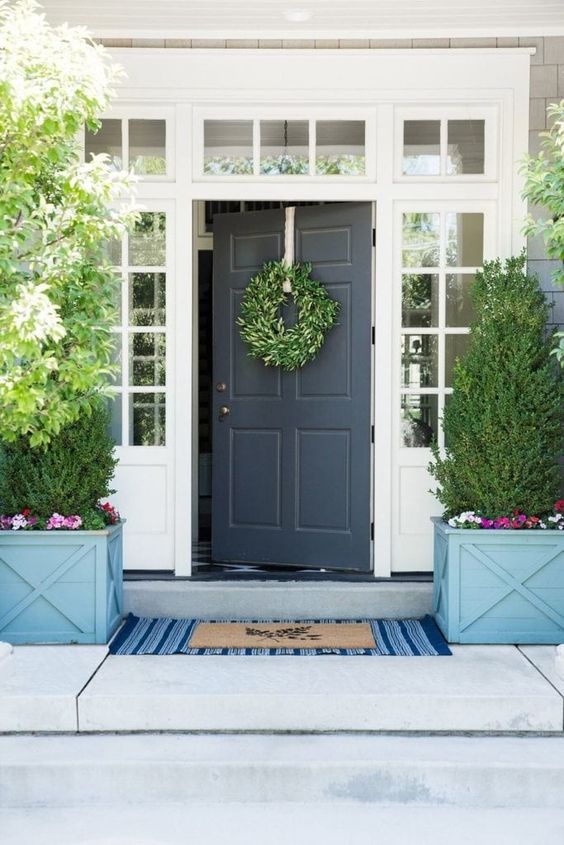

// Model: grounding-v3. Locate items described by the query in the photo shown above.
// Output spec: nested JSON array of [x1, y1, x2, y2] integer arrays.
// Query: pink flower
[[479, 518, 494, 529], [0, 516, 13, 530], [46, 513, 82, 530]]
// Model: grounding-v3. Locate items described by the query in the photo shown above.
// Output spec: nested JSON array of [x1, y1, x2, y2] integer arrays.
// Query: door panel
[[212, 203, 372, 570]]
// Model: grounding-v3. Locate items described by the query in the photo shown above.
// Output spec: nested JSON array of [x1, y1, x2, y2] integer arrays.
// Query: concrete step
[[2, 642, 562, 733], [124, 579, 433, 620], [4, 804, 564, 845], [77, 645, 563, 732], [3, 734, 564, 811]]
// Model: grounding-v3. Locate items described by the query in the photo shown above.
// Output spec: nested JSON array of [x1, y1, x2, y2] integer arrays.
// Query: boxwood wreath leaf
[[237, 261, 340, 370]]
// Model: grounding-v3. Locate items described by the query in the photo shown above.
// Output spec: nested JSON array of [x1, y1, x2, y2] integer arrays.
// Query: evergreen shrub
[[0, 402, 117, 527], [429, 254, 561, 518]]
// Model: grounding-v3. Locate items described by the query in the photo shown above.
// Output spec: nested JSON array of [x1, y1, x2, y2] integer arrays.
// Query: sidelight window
[[400, 210, 484, 448], [108, 211, 168, 446]]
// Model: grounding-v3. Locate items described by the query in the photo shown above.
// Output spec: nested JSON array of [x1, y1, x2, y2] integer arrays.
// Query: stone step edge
[[2, 734, 564, 809]]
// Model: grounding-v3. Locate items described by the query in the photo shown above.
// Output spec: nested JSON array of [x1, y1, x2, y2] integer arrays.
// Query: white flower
[[9, 282, 66, 344], [11, 514, 27, 530]]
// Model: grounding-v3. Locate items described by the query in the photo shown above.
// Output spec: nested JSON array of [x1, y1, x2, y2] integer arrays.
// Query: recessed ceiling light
[[283, 9, 313, 23]]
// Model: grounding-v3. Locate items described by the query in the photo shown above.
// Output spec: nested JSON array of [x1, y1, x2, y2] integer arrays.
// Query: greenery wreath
[[237, 260, 340, 371]]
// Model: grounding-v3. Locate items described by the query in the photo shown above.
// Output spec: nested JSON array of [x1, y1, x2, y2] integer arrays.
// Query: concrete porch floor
[[1, 640, 563, 733]]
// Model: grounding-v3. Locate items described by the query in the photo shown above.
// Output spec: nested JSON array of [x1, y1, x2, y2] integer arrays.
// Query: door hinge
[[370, 522, 374, 541], [372, 228, 376, 247], [371, 424, 374, 444], [371, 326, 375, 345]]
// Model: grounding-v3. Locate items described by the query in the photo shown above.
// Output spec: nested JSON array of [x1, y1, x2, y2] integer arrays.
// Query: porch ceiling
[[40, 0, 564, 40]]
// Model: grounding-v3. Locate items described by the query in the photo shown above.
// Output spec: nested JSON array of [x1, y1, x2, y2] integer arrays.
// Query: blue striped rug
[[109, 614, 451, 656]]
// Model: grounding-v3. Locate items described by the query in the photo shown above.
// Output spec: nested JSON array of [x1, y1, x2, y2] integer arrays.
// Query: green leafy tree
[[0, 0, 134, 446], [429, 255, 561, 517], [522, 99, 564, 361]]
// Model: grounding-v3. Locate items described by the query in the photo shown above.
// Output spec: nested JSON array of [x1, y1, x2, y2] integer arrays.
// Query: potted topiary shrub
[[429, 254, 564, 644], [0, 4, 133, 643], [0, 404, 123, 644]]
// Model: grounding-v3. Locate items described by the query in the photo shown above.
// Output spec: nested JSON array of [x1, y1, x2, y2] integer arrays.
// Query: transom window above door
[[84, 117, 170, 178], [397, 107, 496, 180], [201, 118, 366, 177]]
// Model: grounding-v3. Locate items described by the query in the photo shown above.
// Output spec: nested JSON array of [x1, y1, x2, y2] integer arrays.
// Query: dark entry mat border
[[109, 614, 451, 656]]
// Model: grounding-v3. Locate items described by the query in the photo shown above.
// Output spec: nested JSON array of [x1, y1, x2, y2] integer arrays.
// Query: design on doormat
[[109, 614, 451, 656], [190, 621, 375, 650]]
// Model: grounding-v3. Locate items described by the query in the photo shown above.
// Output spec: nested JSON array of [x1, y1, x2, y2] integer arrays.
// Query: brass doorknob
[[219, 406, 230, 420]]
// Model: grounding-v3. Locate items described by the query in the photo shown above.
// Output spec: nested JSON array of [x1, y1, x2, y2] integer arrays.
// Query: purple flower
[[0, 516, 13, 530], [480, 518, 494, 529]]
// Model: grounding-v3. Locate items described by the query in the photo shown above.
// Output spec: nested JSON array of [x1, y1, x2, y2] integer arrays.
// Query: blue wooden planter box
[[433, 517, 564, 644], [0, 523, 123, 644]]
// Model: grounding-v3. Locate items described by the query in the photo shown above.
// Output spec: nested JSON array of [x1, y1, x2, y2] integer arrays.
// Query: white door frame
[[104, 46, 530, 576]]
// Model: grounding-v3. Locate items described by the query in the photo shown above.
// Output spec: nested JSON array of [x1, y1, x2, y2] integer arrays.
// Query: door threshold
[[124, 569, 433, 583]]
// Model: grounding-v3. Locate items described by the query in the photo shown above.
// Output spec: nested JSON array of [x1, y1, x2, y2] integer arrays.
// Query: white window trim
[[100, 47, 530, 577]]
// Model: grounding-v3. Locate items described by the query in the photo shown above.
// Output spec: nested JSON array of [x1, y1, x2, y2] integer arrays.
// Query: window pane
[[104, 239, 122, 266], [446, 213, 483, 267], [402, 274, 439, 328], [401, 334, 438, 388], [129, 212, 166, 266], [85, 119, 122, 170], [446, 273, 476, 327], [129, 333, 166, 386], [130, 393, 166, 446], [109, 335, 122, 385], [402, 213, 440, 268], [107, 395, 122, 446], [403, 120, 440, 176], [260, 120, 309, 175], [107, 274, 123, 325], [315, 121, 365, 175], [204, 120, 253, 175], [129, 273, 166, 326], [445, 334, 470, 387], [401, 394, 438, 447], [447, 120, 485, 175], [129, 119, 166, 176]]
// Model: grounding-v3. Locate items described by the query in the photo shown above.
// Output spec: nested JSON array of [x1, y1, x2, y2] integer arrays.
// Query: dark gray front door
[[212, 203, 372, 570]]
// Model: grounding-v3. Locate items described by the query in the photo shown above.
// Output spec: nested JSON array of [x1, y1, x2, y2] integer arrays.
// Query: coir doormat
[[110, 614, 451, 656]]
